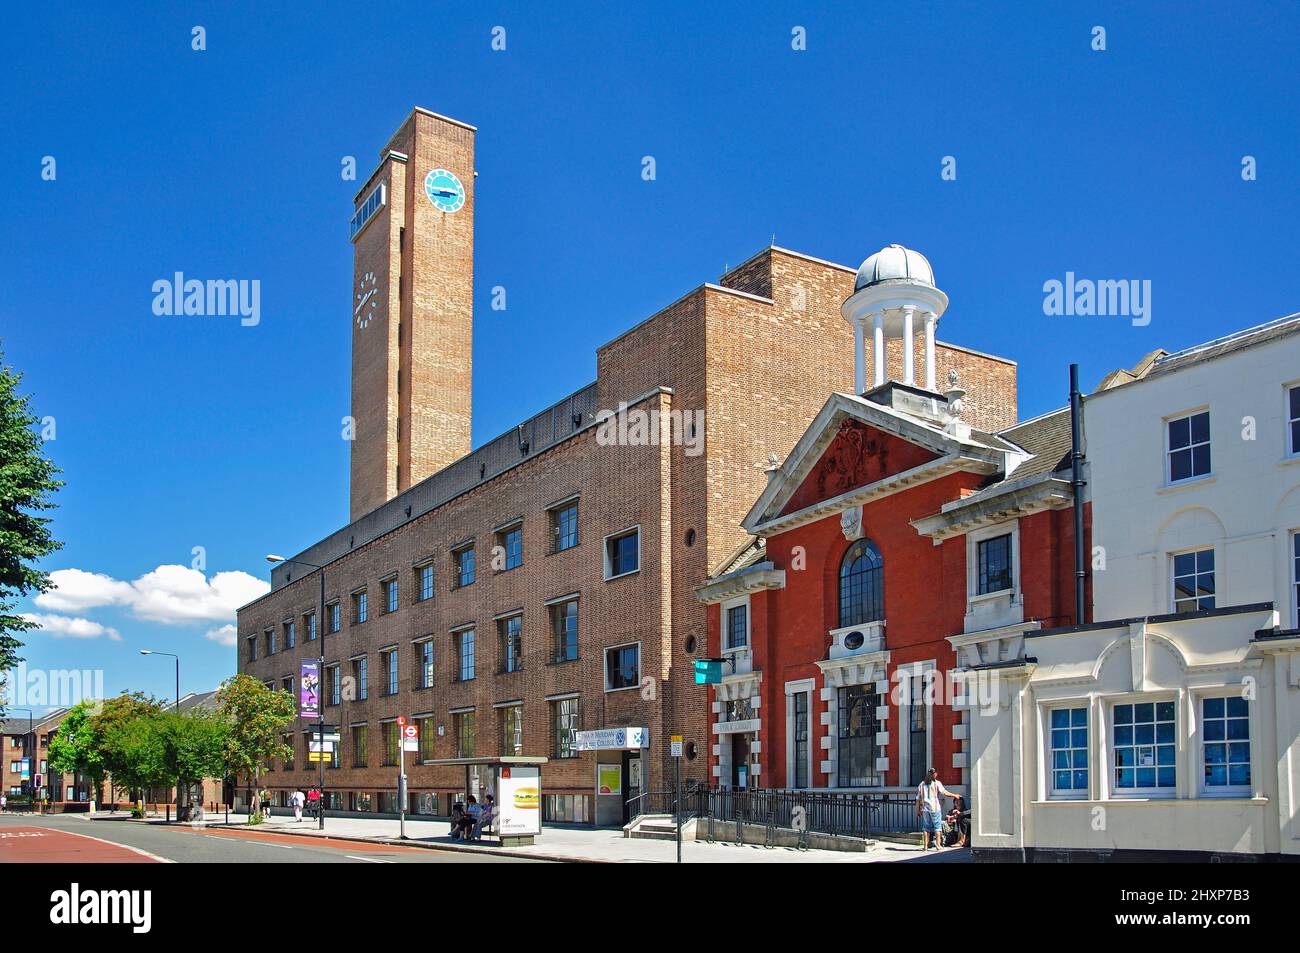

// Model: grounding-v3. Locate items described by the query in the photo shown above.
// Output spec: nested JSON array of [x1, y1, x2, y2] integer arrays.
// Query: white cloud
[[205, 623, 238, 647], [35, 569, 135, 613], [34, 564, 270, 626], [21, 612, 122, 641], [130, 566, 269, 624]]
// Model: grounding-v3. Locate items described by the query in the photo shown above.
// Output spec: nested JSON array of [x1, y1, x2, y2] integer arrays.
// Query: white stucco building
[[961, 315, 1300, 861]]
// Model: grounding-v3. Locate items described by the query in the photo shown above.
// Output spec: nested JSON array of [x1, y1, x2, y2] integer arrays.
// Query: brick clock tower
[[348, 107, 475, 519]]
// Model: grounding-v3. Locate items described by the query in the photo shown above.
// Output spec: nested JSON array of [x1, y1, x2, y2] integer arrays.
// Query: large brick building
[[237, 108, 1019, 825]]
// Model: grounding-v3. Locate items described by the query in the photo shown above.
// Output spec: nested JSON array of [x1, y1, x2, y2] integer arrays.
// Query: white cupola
[[841, 243, 949, 394]]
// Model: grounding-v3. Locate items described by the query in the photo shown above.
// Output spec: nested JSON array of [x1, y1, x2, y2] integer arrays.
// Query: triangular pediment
[[743, 392, 1011, 535], [779, 419, 939, 516]]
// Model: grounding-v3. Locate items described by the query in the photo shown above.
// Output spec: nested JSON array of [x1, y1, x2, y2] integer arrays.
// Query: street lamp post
[[268, 554, 327, 830], [139, 650, 180, 711]]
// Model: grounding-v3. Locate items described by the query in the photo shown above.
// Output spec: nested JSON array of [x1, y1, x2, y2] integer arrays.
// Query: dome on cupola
[[854, 244, 935, 291]]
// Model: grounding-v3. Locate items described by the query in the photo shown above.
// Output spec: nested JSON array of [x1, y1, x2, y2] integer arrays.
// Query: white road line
[[42, 826, 176, 864], [345, 854, 394, 864]]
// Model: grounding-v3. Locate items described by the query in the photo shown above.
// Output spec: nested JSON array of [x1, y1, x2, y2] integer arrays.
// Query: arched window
[[839, 538, 884, 628]]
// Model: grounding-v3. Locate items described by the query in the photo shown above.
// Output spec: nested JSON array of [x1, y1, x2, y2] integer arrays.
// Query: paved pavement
[[0, 812, 541, 864], [196, 811, 970, 863]]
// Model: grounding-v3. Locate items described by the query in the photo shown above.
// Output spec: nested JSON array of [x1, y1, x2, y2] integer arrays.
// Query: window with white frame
[[976, 534, 1013, 595], [1113, 701, 1176, 794], [604, 642, 640, 690], [1166, 410, 1211, 482], [1172, 548, 1215, 613], [791, 690, 811, 788], [1292, 532, 1300, 628], [1288, 385, 1300, 456], [907, 673, 929, 787], [837, 684, 882, 787], [1201, 696, 1250, 793], [604, 527, 640, 579], [1049, 707, 1089, 797], [725, 601, 748, 650]]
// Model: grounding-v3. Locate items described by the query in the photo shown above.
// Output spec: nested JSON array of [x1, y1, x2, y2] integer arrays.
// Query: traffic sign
[[670, 735, 683, 758], [402, 723, 419, 751]]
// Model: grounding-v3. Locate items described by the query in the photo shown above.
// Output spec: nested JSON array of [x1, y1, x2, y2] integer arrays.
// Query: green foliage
[[94, 693, 165, 793], [107, 712, 169, 793], [47, 700, 107, 800], [156, 709, 228, 784], [216, 674, 296, 819], [0, 348, 64, 709]]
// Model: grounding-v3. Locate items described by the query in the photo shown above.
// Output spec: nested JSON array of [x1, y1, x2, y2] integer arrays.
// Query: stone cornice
[[696, 562, 785, 604], [912, 476, 1073, 542]]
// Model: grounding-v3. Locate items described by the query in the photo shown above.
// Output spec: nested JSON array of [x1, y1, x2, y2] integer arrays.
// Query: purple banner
[[299, 661, 320, 719]]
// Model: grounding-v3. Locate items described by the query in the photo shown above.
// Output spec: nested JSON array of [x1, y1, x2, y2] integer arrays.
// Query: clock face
[[354, 271, 380, 329], [424, 168, 465, 213]]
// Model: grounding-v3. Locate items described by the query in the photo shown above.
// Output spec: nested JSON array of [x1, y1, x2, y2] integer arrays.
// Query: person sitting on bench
[[474, 794, 496, 840]]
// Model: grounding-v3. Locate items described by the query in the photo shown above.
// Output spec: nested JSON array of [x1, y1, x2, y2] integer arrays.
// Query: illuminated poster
[[497, 766, 541, 836]]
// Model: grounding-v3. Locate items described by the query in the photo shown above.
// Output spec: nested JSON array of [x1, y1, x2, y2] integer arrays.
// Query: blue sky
[[1, 1, 1296, 709]]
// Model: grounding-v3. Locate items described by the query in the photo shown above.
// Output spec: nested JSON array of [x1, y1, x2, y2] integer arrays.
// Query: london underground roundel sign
[[424, 168, 465, 212]]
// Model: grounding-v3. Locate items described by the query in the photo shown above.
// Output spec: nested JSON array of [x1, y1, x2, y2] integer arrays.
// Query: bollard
[[166, 803, 171, 823]]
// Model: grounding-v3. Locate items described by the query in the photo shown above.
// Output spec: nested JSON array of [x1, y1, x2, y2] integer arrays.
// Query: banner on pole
[[299, 661, 321, 719]]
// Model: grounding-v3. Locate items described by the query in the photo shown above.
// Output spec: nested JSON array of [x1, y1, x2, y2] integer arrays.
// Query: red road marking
[[0, 825, 160, 864]]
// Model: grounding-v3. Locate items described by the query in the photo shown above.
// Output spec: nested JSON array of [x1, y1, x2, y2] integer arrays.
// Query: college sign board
[[572, 727, 648, 751], [496, 765, 541, 837], [299, 661, 321, 719]]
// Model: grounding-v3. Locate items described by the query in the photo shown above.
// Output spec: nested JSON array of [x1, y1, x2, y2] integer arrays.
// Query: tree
[[47, 700, 108, 803], [156, 709, 228, 821], [95, 692, 165, 802], [102, 710, 169, 800], [217, 674, 295, 821], [0, 348, 64, 711]]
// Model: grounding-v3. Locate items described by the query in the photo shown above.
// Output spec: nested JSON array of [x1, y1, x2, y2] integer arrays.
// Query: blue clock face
[[424, 169, 465, 213]]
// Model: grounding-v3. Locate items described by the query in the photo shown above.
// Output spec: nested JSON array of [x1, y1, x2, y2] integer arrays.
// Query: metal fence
[[628, 786, 917, 840]]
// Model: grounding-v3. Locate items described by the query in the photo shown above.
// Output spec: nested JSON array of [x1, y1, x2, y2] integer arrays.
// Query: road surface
[[0, 812, 543, 864]]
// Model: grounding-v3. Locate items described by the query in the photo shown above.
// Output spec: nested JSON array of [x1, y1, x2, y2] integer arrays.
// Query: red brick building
[[698, 246, 1088, 800], [237, 112, 1023, 826]]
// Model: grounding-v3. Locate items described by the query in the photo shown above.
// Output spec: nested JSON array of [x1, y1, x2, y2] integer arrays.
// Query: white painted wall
[[1085, 328, 1300, 621], [960, 607, 1300, 858]]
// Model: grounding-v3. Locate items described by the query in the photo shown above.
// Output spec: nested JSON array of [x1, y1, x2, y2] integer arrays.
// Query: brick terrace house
[[698, 245, 1088, 802], [237, 108, 1018, 825]]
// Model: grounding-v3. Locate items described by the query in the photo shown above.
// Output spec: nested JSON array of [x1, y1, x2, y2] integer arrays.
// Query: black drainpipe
[[1069, 364, 1087, 624]]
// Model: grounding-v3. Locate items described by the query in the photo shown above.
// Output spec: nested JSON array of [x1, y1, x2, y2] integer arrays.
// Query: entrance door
[[621, 750, 642, 824], [731, 733, 750, 788]]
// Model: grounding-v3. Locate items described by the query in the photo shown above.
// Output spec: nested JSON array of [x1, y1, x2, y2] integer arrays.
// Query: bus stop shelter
[[427, 756, 547, 846]]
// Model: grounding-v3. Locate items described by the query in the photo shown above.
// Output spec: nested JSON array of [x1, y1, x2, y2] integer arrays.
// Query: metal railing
[[628, 786, 917, 840]]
